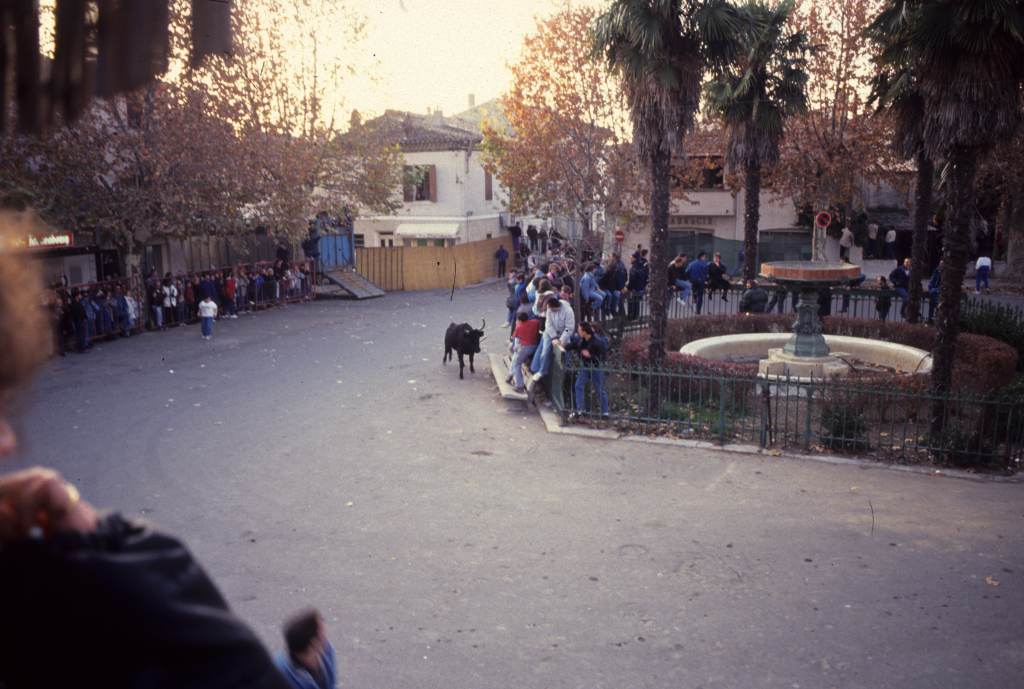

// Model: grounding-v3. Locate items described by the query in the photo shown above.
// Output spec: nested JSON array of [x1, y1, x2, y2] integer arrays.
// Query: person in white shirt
[[884, 227, 897, 259], [839, 226, 854, 262], [528, 297, 575, 388], [975, 255, 992, 293], [867, 223, 879, 258], [161, 275, 178, 326], [198, 294, 218, 340]]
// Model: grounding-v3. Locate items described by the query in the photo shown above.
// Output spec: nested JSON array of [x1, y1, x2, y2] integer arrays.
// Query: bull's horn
[[480, 318, 486, 330]]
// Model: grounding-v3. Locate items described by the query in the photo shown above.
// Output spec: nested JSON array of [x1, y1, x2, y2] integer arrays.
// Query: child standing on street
[[199, 294, 218, 340]]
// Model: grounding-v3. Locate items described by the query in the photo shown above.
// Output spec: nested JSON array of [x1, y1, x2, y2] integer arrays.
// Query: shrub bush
[[820, 398, 869, 451], [960, 301, 1024, 371]]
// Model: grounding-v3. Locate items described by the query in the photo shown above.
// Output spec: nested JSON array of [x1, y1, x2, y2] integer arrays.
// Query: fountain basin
[[680, 334, 932, 381]]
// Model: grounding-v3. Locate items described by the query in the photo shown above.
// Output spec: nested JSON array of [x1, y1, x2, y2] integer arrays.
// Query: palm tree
[[867, 8, 933, 325], [870, 0, 1024, 433], [593, 0, 742, 369], [704, 0, 809, 282]]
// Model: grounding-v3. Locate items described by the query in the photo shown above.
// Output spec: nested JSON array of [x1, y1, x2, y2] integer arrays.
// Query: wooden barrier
[[355, 237, 506, 292], [355, 246, 404, 291]]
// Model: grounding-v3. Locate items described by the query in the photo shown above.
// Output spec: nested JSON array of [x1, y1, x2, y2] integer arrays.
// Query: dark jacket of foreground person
[[739, 286, 769, 313], [0, 513, 289, 689]]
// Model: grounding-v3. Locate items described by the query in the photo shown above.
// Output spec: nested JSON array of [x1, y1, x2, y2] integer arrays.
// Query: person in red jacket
[[509, 312, 541, 392], [224, 271, 239, 318]]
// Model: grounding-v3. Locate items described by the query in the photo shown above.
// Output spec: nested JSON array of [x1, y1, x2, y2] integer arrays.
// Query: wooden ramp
[[319, 267, 385, 299]]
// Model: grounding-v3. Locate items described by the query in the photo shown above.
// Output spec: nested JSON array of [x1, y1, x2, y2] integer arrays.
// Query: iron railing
[[612, 285, 917, 330], [552, 357, 1024, 472]]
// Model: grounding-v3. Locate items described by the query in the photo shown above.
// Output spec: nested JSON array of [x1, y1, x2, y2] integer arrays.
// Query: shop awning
[[394, 223, 461, 239]]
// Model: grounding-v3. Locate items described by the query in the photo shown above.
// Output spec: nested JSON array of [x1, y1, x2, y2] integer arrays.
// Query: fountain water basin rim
[[680, 333, 932, 380]]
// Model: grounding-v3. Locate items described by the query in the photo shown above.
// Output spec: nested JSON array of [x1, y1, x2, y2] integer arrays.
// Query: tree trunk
[[930, 146, 977, 435], [906, 151, 933, 324], [1005, 184, 1024, 281], [647, 146, 672, 368], [743, 159, 761, 282]]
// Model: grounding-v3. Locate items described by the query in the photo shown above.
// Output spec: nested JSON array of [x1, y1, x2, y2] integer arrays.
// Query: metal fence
[[603, 287, 1024, 349], [611, 284, 919, 330], [550, 357, 1024, 472]]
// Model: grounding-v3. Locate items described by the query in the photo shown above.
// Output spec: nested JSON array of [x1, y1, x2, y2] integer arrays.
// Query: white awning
[[394, 223, 461, 239]]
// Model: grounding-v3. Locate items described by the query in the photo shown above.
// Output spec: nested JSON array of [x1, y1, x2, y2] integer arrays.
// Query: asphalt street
[[14, 282, 1024, 689]]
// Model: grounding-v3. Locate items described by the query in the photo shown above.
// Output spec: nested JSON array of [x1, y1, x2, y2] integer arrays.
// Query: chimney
[[468, 93, 475, 109], [431, 107, 444, 125]]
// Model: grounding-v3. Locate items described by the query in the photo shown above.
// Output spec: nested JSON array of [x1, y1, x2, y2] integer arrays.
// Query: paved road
[[15, 283, 1024, 689]]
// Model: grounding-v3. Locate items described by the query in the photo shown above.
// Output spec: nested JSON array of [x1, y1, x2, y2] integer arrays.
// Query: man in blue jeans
[[566, 322, 609, 420], [528, 296, 576, 389], [686, 251, 709, 314], [667, 254, 691, 303], [579, 263, 605, 316]]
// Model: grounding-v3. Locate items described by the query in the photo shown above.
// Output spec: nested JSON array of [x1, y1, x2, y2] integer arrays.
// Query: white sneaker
[[531, 372, 543, 383]]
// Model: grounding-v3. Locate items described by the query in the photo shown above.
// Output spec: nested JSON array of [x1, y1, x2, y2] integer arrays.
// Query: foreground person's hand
[[0, 467, 98, 543]]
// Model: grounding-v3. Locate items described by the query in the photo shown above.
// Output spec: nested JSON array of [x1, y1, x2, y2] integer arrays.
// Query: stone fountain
[[756, 261, 862, 380], [678, 261, 933, 381]]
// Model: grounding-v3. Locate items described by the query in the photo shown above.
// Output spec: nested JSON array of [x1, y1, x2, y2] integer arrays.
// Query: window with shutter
[[427, 165, 437, 202], [403, 165, 431, 201]]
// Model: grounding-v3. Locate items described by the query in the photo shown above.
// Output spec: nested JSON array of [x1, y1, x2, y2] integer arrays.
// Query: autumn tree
[[980, 130, 1024, 283], [482, 5, 631, 244], [596, 0, 743, 380], [772, 0, 900, 257], [192, 0, 403, 240], [704, 0, 811, 281], [0, 83, 256, 269], [2, 0, 401, 267]]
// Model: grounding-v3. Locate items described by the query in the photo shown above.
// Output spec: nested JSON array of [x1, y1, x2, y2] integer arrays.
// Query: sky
[[346, 0, 603, 118]]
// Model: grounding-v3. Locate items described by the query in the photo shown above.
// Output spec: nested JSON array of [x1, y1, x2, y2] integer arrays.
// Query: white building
[[353, 109, 508, 248], [620, 128, 807, 266]]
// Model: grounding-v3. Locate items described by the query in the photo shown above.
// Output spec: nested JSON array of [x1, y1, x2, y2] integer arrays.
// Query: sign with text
[[27, 233, 73, 248]]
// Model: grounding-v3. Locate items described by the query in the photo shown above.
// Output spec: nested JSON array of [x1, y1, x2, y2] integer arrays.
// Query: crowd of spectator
[[47, 260, 314, 355], [500, 243, 957, 420]]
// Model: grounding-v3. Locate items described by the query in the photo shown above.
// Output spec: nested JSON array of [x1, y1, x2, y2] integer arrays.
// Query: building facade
[[353, 110, 508, 248], [619, 145, 807, 270]]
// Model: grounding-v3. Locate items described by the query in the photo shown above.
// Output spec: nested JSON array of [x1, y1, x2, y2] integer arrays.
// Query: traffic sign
[[614, 228, 625, 243], [815, 211, 832, 229]]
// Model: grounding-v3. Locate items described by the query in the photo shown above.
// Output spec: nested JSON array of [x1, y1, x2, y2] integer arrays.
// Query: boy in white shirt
[[198, 294, 218, 340]]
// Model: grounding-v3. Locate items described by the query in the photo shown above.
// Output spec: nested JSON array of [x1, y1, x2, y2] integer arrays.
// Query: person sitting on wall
[[739, 279, 768, 314]]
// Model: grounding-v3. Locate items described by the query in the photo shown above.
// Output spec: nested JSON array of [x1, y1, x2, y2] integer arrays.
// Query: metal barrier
[[556, 359, 1024, 471], [614, 284, 918, 332]]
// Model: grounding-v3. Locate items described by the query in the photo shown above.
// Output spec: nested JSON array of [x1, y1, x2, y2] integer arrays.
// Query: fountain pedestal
[[758, 347, 850, 380], [757, 262, 863, 381]]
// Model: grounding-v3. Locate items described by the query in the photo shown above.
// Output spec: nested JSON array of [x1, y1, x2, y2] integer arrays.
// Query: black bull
[[443, 320, 486, 379]]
